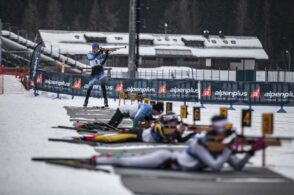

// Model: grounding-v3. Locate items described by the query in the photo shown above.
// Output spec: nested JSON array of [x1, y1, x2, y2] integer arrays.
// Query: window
[[181, 38, 204, 47], [223, 40, 228, 44], [231, 40, 236, 44], [139, 39, 154, 45], [115, 37, 123, 40], [156, 49, 193, 57], [173, 39, 177, 42], [84, 35, 107, 43], [184, 58, 198, 62], [142, 57, 156, 61], [74, 35, 80, 39], [211, 40, 217, 44]]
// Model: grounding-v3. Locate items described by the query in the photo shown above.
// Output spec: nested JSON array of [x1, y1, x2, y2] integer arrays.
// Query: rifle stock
[[206, 136, 281, 152]]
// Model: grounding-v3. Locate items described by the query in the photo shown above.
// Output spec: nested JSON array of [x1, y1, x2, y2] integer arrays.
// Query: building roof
[[38, 30, 269, 60]]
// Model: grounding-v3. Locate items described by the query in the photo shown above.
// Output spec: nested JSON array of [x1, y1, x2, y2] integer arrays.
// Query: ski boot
[[83, 99, 88, 108], [104, 99, 109, 108]]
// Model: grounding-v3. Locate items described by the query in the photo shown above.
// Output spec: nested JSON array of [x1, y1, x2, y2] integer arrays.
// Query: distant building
[[37, 30, 268, 70]]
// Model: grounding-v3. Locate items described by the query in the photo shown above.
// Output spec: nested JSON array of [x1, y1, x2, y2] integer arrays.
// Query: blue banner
[[29, 42, 43, 81], [34, 70, 294, 106], [34, 70, 199, 101]]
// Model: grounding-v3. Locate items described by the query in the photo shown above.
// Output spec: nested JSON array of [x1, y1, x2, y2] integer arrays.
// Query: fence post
[[228, 67, 230, 81], [277, 67, 280, 82], [265, 67, 268, 82]]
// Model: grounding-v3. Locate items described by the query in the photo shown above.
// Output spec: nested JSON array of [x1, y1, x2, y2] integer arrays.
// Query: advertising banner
[[34, 70, 294, 106]]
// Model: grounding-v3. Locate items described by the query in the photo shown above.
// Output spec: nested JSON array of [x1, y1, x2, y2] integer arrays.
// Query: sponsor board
[[34, 70, 294, 105]]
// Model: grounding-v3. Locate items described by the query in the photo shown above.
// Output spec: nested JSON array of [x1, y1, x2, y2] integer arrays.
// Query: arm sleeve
[[133, 107, 147, 127], [176, 132, 196, 143], [87, 53, 95, 61], [189, 142, 232, 171], [227, 153, 252, 171], [95, 150, 173, 168], [101, 53, 108, 66]]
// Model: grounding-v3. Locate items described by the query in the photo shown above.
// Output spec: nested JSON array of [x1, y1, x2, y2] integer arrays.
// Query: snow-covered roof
[[38, 30, 268, 60]]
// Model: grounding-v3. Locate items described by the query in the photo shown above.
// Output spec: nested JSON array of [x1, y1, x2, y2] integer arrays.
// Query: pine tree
[[102, 0, 120, 31], [72, 15, 81, 30], [88, 0, 103, 31], [46, 0, 62, 29], [161, 0, 200, 34], [234, 0, 248, 35], [22, 0, 40, 33], [262, 0, 272, 62]]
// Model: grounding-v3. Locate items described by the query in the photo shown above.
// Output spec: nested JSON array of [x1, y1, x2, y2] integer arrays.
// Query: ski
[[94, 121, 121, 131], [72, 121, 122, 131], [52, 125, 77, 130], [48, 138, 102, 146], [52, 125, 99, 133], [64, 106, 109, 110]]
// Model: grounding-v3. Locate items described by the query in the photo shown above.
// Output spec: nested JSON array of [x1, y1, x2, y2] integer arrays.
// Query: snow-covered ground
[[0, 76, 132, 195], [0, 75, 294, 195]]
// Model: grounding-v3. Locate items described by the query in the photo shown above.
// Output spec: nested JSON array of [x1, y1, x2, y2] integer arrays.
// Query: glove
[[247, 138, 266, 156], [88, 155, 99, 165], [229, 139, 240, 154], [252, 138, 266, 151], [195, 132, 207, 143]]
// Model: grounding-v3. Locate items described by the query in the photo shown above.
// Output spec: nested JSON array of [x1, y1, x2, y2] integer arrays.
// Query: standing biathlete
[[84, 43, 109, 108]]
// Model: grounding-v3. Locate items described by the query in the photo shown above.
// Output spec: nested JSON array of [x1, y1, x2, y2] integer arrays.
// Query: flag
[[201, 85, 211, 97], [36, 74, 43, 84], [72, 79, 81, 89], [115, 82, 124, 92], [158, 84, 167, 94], [29, 42, 43, 86], [250, 87, 260, 98]]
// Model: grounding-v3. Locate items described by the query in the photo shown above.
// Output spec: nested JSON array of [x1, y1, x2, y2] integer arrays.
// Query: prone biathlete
[[87, 115, 266, 171], [108, 103, 162, 128], [81, 113, 195, 144]]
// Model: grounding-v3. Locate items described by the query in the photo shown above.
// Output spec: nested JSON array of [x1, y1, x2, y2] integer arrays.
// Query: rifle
[[100, 46, 126, 52], [205, 134, 282, 152]]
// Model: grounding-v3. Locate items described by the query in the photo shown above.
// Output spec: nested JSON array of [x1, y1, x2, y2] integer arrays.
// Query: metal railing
[[109, 68, 237, 81], [108, 68, 294, 82]]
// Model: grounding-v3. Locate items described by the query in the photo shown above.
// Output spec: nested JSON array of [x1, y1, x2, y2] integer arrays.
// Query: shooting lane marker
[[166, 102, 173, 114], [262, 113, 274, 167], [193, 107, 201, 125], [180, 105, 188, 122]]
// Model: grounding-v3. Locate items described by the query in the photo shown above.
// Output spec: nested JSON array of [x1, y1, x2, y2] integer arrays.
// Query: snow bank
[[0, 75, 293, 195], [0, 76, 132, 195]]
